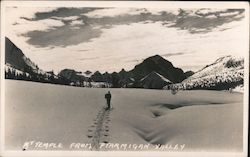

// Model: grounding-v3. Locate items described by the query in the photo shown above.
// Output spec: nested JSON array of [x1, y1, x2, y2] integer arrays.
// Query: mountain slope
[[166, 56, 244, 90], [87, 55, 186, 88], [129, 55, 186, 83], [5, 37, 58, 83], [139, 71, 172, 89], [5, 37, 38, 73], [184, 70, 194, 78], [58, 69, 86, 82]]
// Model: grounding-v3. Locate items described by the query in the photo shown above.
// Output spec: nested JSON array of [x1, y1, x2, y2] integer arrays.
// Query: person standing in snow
[[105, 91, 112, 110]]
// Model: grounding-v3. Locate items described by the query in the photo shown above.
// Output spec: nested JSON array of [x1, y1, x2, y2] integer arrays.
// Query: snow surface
[[232, 84, 244, 93], [187, 56, 243, 80], [5, 80, 243, 152]]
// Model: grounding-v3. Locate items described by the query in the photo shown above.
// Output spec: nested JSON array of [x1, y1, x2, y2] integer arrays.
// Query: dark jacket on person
[[105, 93, 111, 100]]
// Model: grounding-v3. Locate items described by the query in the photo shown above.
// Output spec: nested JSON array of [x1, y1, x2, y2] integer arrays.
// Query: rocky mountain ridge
[[5, 37, 244, 91]]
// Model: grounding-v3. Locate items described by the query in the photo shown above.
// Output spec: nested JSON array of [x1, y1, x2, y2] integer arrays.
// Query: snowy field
[[5, 80, 243, 152]]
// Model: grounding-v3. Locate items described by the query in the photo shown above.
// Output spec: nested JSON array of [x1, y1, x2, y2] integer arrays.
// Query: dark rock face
[[119, 77, 135, 88], [139, 71, 172, 89], [5, 37, 37, 73], [184, 70, 195, 78], [119, 68, 129, 79], [5, 37, 60, 83], [102, 72, 112, 83], [91, 71, 104, 82], [58, 69, 85, 83], [129, 55, 186, 83]]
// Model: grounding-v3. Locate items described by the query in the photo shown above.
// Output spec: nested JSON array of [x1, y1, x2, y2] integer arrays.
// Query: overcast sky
[[5, 7, 247, 73]]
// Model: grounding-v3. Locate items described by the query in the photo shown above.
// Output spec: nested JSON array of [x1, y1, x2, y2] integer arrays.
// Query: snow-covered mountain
[[165, 56, 244, 90], [5, 37, 56, 81], [5, 37, 38, 73]]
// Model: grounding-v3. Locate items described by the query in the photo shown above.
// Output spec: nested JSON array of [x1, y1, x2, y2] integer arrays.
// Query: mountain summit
[[130, 55, 186, 83]]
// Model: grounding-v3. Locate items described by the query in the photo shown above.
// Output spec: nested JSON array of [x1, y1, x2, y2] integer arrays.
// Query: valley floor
[[5, 80, 243, 152]]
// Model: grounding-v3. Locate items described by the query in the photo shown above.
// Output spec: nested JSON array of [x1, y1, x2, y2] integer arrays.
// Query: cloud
[[84, 8, 142, 18], [51, 15, 80, 21], [5, 7, 247, 74], [170, 9, 245, 34], [206, 14, 217, 19], [126, 59, 144, 63], [194, 9, 244, 17], [219, 11, 242, 17], [21, 8, 245, 47], [161, 52, 185, 57], [6, 7, 63, 34], [6, 8, 148, 47], [29, 7, 102, 21], [23, 24, 102, 47], [76, 49, 90, 52], [194, 9, 227, 16], [6, 7, 106, 47], [84, 8, 183, 18], [79, 57, 100, 61], [17, 19, 64, 33], [70, 19, 84, 26]]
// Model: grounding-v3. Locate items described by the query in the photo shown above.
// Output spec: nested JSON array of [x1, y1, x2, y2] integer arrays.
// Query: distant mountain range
[[57, 54, 187, 88], [5, 37, 244, 91]]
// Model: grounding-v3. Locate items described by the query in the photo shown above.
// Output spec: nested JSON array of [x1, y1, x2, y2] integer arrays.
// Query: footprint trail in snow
[[87, 107, 111, 150]]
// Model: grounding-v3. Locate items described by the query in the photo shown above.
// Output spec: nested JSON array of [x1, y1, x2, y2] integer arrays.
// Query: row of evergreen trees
[[5, 68, 72, 85], [5, 68, 115, 88], [5, 66, 144, 88]]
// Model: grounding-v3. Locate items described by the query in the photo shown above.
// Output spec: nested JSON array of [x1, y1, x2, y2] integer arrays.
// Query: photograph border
[[0, 1, 249, 157]]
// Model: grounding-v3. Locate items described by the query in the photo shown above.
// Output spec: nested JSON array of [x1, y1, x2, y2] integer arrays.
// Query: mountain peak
[[149, 54, 163, 59], [145, 54, 168, 63], [131, 54, 185, 83]]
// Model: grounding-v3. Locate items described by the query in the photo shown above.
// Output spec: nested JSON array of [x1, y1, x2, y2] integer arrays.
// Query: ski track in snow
[[87, 107, 111, 151]]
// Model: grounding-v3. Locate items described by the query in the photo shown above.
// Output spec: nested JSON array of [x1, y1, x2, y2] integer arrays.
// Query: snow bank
[[232, 84, 244, 93]]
